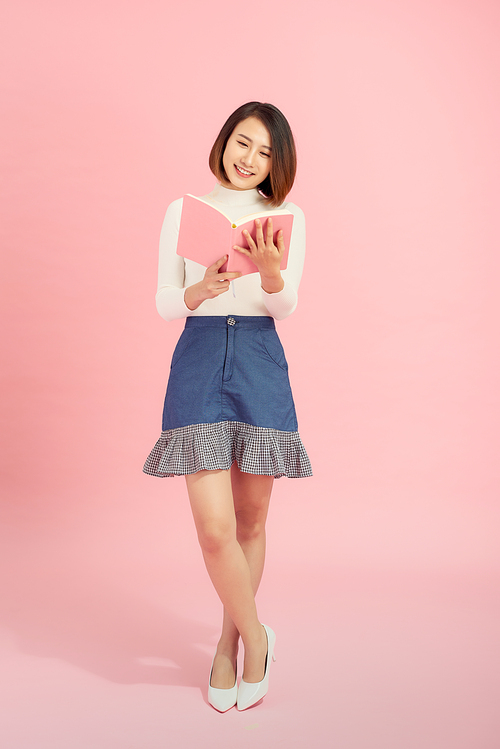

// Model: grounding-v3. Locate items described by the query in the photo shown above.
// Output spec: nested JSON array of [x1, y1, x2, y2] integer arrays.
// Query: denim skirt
[[143, 315, 312, 478]]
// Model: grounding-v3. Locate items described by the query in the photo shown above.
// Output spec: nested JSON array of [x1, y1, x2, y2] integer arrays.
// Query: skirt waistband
[[185, 315, 276, 330]]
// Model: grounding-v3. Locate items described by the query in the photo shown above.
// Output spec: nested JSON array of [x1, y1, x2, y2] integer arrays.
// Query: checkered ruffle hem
[[143, 420, 313, 479]]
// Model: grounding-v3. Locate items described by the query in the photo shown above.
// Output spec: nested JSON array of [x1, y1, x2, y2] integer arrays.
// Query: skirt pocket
[[258, 329, 288, 371], [170, 328, 194, 370]]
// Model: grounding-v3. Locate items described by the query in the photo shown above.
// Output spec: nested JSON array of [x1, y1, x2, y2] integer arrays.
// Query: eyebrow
[[237, 134, 272, 151]]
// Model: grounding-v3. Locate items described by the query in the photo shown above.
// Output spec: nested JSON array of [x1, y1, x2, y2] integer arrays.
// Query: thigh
[[231, 463, 274, 524], [186, 469, 236, 542]]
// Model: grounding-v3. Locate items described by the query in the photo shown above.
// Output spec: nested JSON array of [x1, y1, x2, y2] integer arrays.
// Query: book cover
[[176, 194, 294, 276]]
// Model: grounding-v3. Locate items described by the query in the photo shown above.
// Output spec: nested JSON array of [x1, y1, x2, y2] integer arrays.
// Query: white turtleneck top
[[155, 184, 306, 321]]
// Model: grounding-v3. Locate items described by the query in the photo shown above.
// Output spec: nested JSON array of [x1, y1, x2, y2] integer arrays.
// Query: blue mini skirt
[[143, 315, 312, 478]]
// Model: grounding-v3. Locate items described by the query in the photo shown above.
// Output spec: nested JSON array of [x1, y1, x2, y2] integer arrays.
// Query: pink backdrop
[[1, 1, 499, 747]]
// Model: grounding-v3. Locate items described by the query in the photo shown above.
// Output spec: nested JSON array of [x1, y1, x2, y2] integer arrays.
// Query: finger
[[266, 218, 273, 245], [218, 271, 242, 279], [254, 219, 264, 245], [215, 281, 231, 294], [210, 279, 230, 292], [233, 244, 251, 257], [208, 255, 228, 271], [276, 229, 284, 252], [242, 230, 256, 249]]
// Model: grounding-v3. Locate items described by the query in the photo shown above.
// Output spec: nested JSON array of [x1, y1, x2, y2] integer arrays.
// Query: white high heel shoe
[[237, 624, 276, 711], [207, 654, 238, 712]]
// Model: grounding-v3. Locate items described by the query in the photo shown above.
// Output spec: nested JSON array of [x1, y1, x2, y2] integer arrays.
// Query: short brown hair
[[209, 102, 297, 208]]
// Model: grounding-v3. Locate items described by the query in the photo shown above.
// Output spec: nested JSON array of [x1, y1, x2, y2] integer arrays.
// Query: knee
[[236, 512, 265, 543], [197, 519, 234, 555]]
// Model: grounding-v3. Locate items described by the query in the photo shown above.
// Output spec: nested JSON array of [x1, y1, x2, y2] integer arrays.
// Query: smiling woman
[[143, 101, 311, 713], [221, 118, 272, 191], [209, 101, 297, 206]]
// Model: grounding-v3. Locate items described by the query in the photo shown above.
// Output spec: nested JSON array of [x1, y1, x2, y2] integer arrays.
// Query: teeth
[[236, 165, 252, 176]]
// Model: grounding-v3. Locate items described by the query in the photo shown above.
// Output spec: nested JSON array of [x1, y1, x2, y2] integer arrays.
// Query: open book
[[176, 194, 294, 276]]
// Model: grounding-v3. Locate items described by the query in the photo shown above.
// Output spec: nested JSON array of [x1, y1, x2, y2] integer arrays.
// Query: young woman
[[143, 102, 312, 711]]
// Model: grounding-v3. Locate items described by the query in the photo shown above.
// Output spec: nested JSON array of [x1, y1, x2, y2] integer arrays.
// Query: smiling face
[[222, 116, 272, 191]]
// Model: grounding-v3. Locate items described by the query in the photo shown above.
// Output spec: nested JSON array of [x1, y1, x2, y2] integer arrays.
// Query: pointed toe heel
[[237, 624, 276, 711], [207, 655, 237, 713]]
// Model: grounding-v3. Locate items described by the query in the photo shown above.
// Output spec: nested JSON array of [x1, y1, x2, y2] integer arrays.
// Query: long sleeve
[[155, 198, 192, 322], [153, 186, 306, 322], [261, 202, 306, 321]]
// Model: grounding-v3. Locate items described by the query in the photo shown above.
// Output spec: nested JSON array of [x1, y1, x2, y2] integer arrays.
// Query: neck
[[207, 183, 265, 206]]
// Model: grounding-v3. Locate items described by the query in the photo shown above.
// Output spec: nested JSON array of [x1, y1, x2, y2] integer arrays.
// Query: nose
[[242, 147, 257, 167]]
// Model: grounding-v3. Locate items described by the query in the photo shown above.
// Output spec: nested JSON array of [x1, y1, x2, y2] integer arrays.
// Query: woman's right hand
[[184, 256, 242, 311]]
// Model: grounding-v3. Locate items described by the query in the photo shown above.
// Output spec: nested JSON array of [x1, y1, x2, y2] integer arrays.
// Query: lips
[[235, 165, 254, 178]]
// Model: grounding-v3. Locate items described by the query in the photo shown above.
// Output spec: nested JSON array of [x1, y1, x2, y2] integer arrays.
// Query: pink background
[[1, 1, 499, 747]]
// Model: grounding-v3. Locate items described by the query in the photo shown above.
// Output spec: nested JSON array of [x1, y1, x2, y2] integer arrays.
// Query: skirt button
[[227, 317, 236, 326]]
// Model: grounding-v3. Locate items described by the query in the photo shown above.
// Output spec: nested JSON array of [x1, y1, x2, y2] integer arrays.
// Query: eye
[[237, 141, 248, 148], [260, 151, 271, 158]]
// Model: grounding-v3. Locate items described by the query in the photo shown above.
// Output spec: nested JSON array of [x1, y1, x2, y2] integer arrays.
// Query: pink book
[[176, 194, 294, 276]]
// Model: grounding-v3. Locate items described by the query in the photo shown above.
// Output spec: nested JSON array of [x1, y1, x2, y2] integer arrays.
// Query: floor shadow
[[0, 548, 216, 690]]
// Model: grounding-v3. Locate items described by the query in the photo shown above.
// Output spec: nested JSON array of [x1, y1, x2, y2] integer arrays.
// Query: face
[[222, 116, 272, 191]]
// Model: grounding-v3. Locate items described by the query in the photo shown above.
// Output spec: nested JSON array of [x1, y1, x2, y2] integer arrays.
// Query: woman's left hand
[[233, 218, 285, 294]]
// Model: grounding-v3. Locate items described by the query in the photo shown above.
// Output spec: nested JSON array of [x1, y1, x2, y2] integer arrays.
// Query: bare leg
[[218, 464, 273, 670], [186, 468, 271, 686]]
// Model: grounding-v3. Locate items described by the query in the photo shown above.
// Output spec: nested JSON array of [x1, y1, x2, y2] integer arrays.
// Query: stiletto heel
[[208, 654, 237, 712], [237, 624, 276, 711]]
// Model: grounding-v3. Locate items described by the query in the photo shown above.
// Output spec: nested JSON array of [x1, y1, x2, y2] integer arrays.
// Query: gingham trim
[[143, 421, 312, 479]]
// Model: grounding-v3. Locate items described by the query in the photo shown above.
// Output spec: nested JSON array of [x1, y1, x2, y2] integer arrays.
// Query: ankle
[[216, 637, 239, 660], [244, 623, 266, 649]]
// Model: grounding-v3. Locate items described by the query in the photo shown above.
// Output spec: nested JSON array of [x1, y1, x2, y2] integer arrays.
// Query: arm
[[233, 202, 306, 321], [155, 198, 191, 322], [261, 202, 305, 320], [155, 198, 241, 321]]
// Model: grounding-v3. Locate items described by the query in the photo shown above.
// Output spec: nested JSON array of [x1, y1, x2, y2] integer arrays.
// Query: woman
[[144, 102, 312, 711]]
